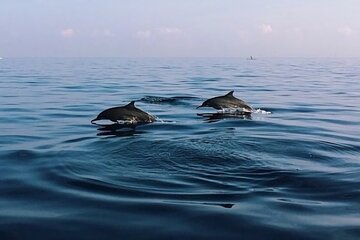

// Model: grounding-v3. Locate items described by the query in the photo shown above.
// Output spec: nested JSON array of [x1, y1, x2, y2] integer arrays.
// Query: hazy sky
[[0, 0, 359, 57]]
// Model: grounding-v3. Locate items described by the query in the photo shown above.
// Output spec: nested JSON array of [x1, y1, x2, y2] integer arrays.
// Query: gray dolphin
[[197, 91, 252, 112], [91, 101, 156, 124]]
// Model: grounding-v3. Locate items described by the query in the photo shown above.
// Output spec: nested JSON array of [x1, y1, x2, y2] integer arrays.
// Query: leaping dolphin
[[91, 101, 156, 125], [197, 91, 252, 112]]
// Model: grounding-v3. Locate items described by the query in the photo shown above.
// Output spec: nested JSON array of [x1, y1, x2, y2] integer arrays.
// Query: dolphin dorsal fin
[[125, 101, 136, 108], [226, 90, 234, 97]]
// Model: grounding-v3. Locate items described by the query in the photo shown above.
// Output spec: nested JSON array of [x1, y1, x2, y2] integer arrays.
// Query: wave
[[1, 57, 360, 240], [140, 96, 198, 105]]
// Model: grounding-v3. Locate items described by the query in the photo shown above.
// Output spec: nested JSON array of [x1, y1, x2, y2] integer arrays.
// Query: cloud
[[92, 29, 113, 37], [260, 24, 273, 34], [61, 28, 75, 38], [337, 26, 356, 36], [135, 30, 152, 39], [157, 27, 183, 35], [135, 27, 184, 40]]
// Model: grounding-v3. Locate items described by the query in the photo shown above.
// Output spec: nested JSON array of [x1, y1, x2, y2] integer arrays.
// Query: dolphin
[[91, 101, 156, 124], [197, 91, 252, 112]]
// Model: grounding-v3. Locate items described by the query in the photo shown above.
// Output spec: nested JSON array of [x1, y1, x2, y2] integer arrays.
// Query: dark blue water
[[1, 58, 360, 239]]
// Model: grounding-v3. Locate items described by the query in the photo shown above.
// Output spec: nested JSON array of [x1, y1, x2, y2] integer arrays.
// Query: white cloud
[[135, 27, 184, 40], [260, 24, 273, 34], [157, 27, 183, 35], [135, 30, 152, 39], [337, 26, 356, 36], [61, 28, 75, 38], [92, 29, 113, 37]]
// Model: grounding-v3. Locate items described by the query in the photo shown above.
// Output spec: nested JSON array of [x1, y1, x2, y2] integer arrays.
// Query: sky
[[0, 0, 359, 57]]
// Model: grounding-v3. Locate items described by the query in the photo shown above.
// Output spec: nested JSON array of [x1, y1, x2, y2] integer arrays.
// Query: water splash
[[217, 108, 252, 114], [216, 107, 271, 115], [253, 108, 272, 114]]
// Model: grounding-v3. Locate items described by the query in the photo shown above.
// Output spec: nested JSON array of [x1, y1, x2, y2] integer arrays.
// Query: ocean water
[[0, 58, 359, 239]]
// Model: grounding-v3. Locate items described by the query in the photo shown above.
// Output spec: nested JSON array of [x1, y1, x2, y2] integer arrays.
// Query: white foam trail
[[253, 109, 272, 114], [217, 108, 251, 114], [155, 117, 176, 123], [216, 108, 271, 115]]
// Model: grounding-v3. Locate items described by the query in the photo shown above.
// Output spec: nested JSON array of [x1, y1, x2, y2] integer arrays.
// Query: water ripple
[[1, 58, 360, 239]]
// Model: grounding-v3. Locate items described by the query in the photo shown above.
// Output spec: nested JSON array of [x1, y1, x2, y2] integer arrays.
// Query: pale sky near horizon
[[0, 0, 359, 57]]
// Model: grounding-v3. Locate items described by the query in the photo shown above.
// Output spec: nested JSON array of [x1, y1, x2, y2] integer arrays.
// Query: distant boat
[[247, 56, 256, 60]]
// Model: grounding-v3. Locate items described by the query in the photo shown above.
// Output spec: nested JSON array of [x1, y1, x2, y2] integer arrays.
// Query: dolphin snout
[[91, 118, 99, 124]]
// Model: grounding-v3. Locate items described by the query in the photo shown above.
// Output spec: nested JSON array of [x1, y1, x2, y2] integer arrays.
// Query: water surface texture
[[1, 58, 360, 239]]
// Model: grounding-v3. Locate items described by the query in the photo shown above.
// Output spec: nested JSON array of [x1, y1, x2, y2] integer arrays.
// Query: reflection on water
[[197, 112, 252, 122], [95, 123, 149, 137], [0, 58, 360, 239], [93, 121, 153, 137]]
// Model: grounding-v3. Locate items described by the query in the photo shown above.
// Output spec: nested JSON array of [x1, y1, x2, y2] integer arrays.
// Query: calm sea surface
[[0, 58, 359, 239]]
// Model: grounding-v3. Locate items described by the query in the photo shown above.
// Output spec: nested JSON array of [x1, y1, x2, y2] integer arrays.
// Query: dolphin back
[[92, 101, 156, 124]]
